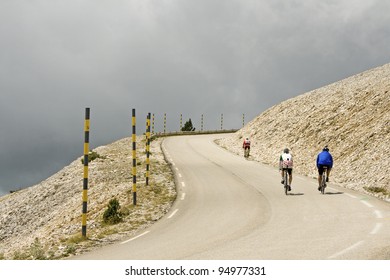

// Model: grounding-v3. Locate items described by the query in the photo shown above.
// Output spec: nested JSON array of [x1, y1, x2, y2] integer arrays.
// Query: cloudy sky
[[1, 0, 389, 195]]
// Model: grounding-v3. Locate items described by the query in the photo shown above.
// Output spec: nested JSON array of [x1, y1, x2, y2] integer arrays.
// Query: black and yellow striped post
[[132, 109, 137, 205], [201, 114, 204, 132], [220, 113, 224, 130], [152, 113, 155, 134], [82, 108, 90, 237], [145, 113, 151, 186], [242, 113, 245, 127], [164, 113, 167, 134]]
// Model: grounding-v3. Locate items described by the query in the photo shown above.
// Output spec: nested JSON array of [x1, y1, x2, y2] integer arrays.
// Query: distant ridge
[[219, 63, 390, 199]]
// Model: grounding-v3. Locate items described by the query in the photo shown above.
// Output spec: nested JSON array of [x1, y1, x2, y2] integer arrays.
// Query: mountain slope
[[0, 137, 176, 259], [219, 63, 390, 199]]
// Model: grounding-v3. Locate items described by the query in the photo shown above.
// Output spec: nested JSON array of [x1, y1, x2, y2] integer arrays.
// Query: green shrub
[[65, 244, 76, 256], [364, 186, 389, 195], [13, 250, 29, 260], [81, 150, 105, 164], [103, 198, 123, 225], [30, 238, 46, 260]]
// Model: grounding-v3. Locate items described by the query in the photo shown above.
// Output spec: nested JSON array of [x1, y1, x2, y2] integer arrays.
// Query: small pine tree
[[103, 198, 122, 225], [182, 118, 195, 131]]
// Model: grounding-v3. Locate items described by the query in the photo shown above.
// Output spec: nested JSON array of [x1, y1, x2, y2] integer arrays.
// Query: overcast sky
[[1, 0, 389, 195]]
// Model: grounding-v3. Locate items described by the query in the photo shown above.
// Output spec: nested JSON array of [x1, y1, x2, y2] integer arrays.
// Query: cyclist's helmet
[[283, 148, 289, 153], [323, 145, 329, 152]]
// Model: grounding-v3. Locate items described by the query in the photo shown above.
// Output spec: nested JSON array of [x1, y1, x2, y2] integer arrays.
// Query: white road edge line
[[181, 182, 186, 187], [168, 209, 179, 219], [181, 193, 186, 200], [344, 193, 357, 199], [361, 200, 374, 208], [374, 210, 383, 219], [178, 173, 182, 178], [370, 223, 383, 235], [328, 240, 365, 259], [121, 231, 150, 244]]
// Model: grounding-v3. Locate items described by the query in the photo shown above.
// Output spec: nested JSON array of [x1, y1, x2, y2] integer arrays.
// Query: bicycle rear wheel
[[321, 174, 326, 194], [284, 171, 289, 195]]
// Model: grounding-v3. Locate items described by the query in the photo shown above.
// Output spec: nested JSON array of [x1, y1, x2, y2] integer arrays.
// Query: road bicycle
[[244, 147, 250, 159], [320, 166, 327, 194]]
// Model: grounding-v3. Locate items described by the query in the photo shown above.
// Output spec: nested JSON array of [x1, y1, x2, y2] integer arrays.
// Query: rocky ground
[[0, 136, 176, 260], [218, 63, 390, 201]]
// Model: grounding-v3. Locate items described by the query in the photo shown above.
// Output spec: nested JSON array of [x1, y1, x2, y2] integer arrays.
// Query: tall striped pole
[[146, 113, 151, 186], [242, 113, 245, 127], [201, 114, 204, 132], [82, 108, 90, 237], [220, 113, 224, 130], [132, 109, 137, 205], [152, 113, 155, 134], [164, 113, 167, 134], [180, 114, 182, 131]]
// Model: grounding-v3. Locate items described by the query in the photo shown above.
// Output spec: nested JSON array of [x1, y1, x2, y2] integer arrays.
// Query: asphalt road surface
[[73, 134, 390, 260]]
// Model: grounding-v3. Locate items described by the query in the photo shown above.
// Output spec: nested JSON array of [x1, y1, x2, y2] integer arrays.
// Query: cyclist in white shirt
[[279, 148, 293, 191]]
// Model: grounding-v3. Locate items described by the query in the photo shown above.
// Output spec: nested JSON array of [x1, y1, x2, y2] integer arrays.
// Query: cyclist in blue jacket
[[316, 146, 333, 191]]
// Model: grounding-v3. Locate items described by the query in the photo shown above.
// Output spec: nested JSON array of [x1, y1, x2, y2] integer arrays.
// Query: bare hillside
[[0, 137, 176, 260], [219, 63, 390, 200]]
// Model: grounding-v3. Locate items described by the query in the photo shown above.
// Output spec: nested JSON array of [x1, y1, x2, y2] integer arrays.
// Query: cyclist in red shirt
[[242, 138, 251, 158]]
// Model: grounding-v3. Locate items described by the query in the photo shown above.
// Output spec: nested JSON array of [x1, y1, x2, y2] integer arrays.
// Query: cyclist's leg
[[288, 169, 292, 185], [281, 169, 285, 184], [326, 167, 331, 182], [318, 165, 324, 190], [288, 169, 292, 190]]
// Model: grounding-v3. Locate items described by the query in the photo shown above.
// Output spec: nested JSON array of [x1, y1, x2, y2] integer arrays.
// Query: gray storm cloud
[[1, 0, 389, 195]]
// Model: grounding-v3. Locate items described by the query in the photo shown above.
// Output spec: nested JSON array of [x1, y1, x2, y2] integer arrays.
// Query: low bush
[[103, 198, 123, 225]]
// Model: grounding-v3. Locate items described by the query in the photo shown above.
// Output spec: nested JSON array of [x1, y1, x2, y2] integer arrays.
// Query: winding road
[[73, 134, 390, 260]]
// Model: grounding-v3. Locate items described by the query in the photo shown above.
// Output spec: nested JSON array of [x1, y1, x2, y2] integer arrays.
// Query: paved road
[[73, 134, 390, 259]]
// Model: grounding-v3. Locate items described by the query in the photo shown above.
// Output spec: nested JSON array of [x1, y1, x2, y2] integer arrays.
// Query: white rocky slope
[[0, 137, 176, 259], [218, 63, 390, 200]]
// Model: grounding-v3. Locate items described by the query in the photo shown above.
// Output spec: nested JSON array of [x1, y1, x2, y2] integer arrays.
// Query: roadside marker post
[[82, 108, 90, 237], [152, 113, 155, 134], [146, 113, 151, 186], [164, 113, 167, 134], [132, 109, 137, 205]]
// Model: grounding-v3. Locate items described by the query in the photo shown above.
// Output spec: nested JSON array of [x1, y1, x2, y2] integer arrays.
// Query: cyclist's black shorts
[[282, 168, 292, 175], [318, 165, 331, 176]]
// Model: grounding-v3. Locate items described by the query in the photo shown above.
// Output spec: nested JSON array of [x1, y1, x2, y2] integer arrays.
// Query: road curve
[[73, 134, 390, 260]]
